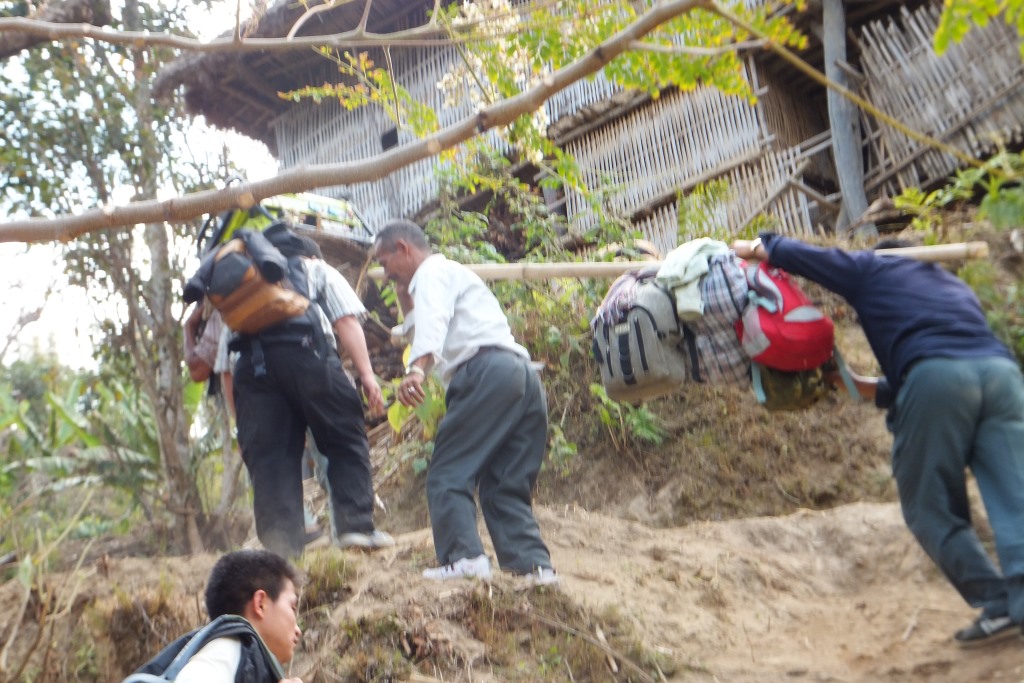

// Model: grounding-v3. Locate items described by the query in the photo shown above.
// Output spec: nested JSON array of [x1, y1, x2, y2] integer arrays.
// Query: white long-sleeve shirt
[[408, 254, 529, 385], [175, 636, 241, 683]]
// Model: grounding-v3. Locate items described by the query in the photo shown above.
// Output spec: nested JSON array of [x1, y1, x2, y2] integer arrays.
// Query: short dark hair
[[374, 219, 430, 253], [205, 550, 299, 619]]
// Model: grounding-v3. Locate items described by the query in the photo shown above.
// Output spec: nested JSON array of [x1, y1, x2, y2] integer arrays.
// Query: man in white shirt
[[172, 550, 302, 683], [373, 220, 556, 584]]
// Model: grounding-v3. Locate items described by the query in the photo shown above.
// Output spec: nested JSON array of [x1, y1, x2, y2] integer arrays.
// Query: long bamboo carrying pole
[[365, 241, 989, 282]]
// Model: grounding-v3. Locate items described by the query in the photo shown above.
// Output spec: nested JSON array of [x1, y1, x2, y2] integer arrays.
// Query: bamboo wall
[[633, 145, 820, 254], [563, 67, 825, 251], [859, 3, 1024, 197], [750, 61, 833, 186], [273, 28, 832, 244], [275, 45, 540, 230], [274, 48, 469, 229]]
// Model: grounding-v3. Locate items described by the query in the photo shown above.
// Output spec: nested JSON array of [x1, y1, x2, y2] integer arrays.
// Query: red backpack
[[735, 262, 834, 371]]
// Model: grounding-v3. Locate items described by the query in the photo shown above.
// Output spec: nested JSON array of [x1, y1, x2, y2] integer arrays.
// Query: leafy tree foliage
[[936, 0, 1024, 57], [1, 0, 239, 552]]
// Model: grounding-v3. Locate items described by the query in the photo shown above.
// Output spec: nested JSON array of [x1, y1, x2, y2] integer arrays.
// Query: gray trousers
[[427, 347, 552, 574], [889, 357, 1024, 623]]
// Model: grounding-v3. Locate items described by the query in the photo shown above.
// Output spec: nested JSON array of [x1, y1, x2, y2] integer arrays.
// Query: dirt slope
[[313, 501, 1023, 682], [5, 500, 1020, 683], [535, 503, 1023, 682], [4, 227, 1022, 682]]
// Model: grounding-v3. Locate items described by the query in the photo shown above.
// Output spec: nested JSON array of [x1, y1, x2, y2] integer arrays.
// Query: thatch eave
[[154, 0, 430, 154]]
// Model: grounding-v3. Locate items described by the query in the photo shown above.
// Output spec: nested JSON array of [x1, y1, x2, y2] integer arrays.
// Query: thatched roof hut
[[156, 0, 1024, 247]]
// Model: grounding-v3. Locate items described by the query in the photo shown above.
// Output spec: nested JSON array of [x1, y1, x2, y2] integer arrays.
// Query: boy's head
[[205, 550, 302, 664]]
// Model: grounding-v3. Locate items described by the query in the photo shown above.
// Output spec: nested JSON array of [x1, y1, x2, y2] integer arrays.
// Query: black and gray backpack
[[591, 272, 700, 403]]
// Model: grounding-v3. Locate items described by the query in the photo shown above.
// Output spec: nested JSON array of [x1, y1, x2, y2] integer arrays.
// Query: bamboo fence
[[272, 44, 824, 246], [270, 0, 1019, 254]]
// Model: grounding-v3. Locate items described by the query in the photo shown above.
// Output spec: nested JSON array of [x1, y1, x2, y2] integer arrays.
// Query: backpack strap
[[716, 258, 747, 320], [831, 347, 863, 402], [161, 615, 285, 682], [619, 321, 638, 385], [751, 363, 768, 404], [751, 351, 863, 406], [680, 323, 703, 383], [161, 616, 248, 680]]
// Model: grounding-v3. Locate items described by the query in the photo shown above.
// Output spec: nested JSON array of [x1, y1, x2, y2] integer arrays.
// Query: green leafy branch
[[935, 0, 1024, 58], [589, 383, 666, 451], [280, 49, 439, 139], [894, 149, 1024, 233]]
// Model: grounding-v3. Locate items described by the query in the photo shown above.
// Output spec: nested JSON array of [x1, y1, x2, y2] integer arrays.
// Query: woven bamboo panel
[[564, 83, 764, 230], [859, 2, 1024, 197], [633, 144, 818, 254], [750, 61, 833, 185], [271, 30, 824, 237]]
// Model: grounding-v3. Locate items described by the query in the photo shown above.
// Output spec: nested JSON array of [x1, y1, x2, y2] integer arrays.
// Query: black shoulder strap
[[285, 254, 312, 300], [122, 615, 285, 683], [126, 629, 200, 680], [163, 615, 261, 680], [680, 323, 704, 383]]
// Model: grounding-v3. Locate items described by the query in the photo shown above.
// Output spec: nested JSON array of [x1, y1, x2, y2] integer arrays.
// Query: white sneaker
[[336, 529, 395, 550], [524, 567, 559, 586], [422, 554, 492, 581]]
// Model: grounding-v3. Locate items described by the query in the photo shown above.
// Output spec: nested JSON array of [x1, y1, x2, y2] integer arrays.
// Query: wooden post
[[821, 0, 877, 238]]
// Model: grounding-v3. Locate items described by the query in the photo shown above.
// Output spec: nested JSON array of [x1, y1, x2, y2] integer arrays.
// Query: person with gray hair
[[374, 219, 556, 584]]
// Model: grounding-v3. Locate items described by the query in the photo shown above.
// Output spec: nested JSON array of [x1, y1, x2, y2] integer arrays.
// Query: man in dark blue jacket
[[733, 234, 1024, 647]]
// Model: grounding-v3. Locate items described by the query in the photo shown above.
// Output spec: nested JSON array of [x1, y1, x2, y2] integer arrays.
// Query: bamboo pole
[[874, 241, 989, 262], [365, 241, 989, 282]]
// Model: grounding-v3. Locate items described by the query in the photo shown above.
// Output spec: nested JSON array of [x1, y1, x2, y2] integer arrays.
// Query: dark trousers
[[427, 348, 552, 574], [890, 357, 1024, 623], [234, 340, 374, 558]]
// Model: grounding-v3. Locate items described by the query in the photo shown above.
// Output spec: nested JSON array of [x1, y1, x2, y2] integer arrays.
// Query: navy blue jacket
[[760, 233, 1012, 395]]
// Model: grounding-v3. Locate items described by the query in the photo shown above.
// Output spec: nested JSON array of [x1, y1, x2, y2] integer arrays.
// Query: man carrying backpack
[[225, 224, 393, 558], [732, 233, 1024, 647], [125, 549, 302, 683]]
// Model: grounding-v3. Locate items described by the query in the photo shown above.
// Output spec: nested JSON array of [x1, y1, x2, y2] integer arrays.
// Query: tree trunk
[[821, 0, 877, 238], [124, 0, 204, 553]]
